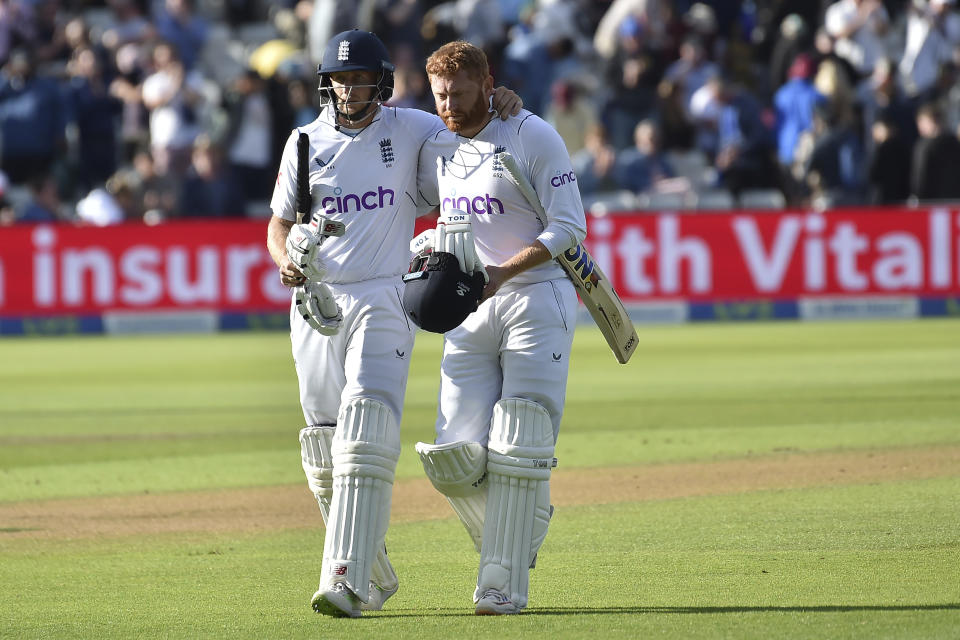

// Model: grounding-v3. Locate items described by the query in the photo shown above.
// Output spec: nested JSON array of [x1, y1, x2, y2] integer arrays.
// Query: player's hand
[[279, 259, 307, 287], [489, 86, 523, 119], [480, 265, 509, 302], [295, 282, 342, 335], [284, 213, 346, 282]]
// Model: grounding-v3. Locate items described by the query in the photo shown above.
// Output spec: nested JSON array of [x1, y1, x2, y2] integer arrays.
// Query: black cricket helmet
[[318, 29, 395, 108], [402, 250, 485, 333]]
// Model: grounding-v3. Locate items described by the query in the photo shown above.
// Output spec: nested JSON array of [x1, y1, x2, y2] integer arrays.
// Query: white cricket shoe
[[474, 588, 520, 615], [311, 582, 361, 618]]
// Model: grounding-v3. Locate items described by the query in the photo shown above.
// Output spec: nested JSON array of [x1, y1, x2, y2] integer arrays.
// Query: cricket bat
[[296, 132, 311, 224], [296, 132, 345, 236], [292, 132, 343, 327], [496, 151, 638, 364]]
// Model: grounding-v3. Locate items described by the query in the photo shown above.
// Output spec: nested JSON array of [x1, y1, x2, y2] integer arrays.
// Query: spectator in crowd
[[75, 171, 138, 226], [824, 0, 890, 78], [689, 70, 724, 158], [226, 68, 272, 203], [386, 63, 433, 112], [571, 123, 619, 196], [154, 0, 208, 71], [758, 0, 822, 62], [178, 135, 244, 217], [32, 0, 73, 66], [18, 173, 61, 223], [663, 35, 719, 117], [682, 2, 721, 55], [61, 15, 94, 61], [910, 101, 960, 200], [0, 2, 37, 67], [774, 54, 826, 168], [614, 119, 676, 194], [107, 169, 143, 221], [305, 0, 363, 68], [140, 40, 206, 177], [286, 77, 320, 128], [812, 26, 861, 89], [501, 16, 578, 117], [100, 0, 154, 51], [814, 56, 859, 131], [867, 111, 913, 204], [110, 42, 150, 162], [769, 13, 813, 91], [899, 0, 960, 99], [857, 57, 917, 156], [66, 45, 124, 194], [0, 49, 67, 185], [654, 77, 695, 150], [545, 80, 598, 155], [944, 44, 960, 132], [593, 0, 670, 62], [372, 0, 425, 64], [132, 147, 178, 221], [774, 53, 826, 202], [804, 101, 866, 206], [598, 7, 666, 148], [707, 73, 776, 199]]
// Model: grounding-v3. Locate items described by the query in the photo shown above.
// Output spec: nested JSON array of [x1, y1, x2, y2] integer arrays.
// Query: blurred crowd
[[2, 0, 960, 226]]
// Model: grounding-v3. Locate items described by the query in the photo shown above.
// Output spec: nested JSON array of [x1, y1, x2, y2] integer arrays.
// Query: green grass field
[[1, 319, 959, 639]]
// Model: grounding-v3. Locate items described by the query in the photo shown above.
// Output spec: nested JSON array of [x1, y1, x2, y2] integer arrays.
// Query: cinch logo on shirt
[[319, 186, 395, 213], [441, 194, 504, 215], [551, 171, 577, 187]]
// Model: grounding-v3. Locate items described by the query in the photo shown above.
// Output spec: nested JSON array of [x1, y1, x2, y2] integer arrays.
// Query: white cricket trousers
[[290, 277, 416, 426], [435, 278, 577, 445]]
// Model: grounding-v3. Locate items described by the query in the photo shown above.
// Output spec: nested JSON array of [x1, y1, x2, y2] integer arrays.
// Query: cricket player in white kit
[[266, 30, 521, 618], [413, 41, 587, 615]]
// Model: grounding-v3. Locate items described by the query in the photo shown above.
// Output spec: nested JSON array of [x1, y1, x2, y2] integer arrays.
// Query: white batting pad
[[301, 425, 398, 597], [300, 425, 336, 519], [476, 398, 555, 609], [322, 399, 401, 601], [415, 440, 488, 551]]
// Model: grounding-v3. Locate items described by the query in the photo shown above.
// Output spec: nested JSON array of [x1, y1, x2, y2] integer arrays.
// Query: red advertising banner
[[582, 206, 960, 302], [1, 207, 958, 316], [0, 220, 287, 315]]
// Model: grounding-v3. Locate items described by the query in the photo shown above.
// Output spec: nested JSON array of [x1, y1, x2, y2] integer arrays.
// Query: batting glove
[[410, 228, 435, 253], [295, 282, 342, 336], [435, 209, 489, 284], [285, 214, 346, 282]]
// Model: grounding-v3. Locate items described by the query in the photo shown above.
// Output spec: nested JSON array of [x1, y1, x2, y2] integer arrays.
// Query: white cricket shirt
[[422, 110, 587, 286], [271, 105, 445, 284]]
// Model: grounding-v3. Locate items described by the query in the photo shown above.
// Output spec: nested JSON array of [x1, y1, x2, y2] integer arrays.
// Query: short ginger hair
[[425, 41, 490, 82]]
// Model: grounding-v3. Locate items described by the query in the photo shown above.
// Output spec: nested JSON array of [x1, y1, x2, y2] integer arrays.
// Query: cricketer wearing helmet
[[413, 41, 587, 615], [265, 30, 521, 618]]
